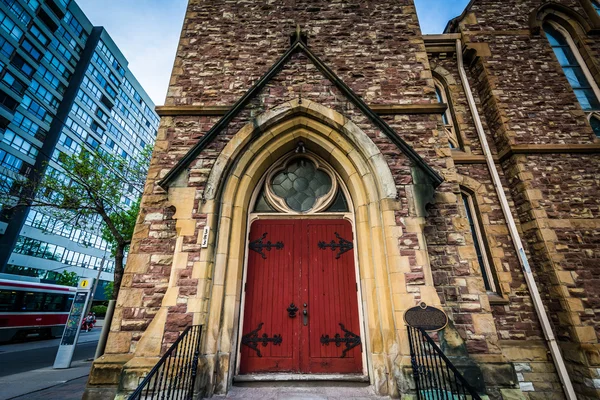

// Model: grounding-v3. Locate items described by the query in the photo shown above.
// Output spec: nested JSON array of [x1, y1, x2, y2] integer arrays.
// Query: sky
[[76, 0, 470, 106]]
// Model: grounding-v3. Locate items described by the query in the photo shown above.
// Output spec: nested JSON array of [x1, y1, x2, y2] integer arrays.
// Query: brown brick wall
[[169, 0, 431, 106]]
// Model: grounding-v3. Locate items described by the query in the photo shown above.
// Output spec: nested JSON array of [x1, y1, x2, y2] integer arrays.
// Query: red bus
[[0, 277, 75, 342]]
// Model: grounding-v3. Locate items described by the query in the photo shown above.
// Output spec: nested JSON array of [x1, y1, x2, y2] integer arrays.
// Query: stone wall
[[447, 0, 600, 398]]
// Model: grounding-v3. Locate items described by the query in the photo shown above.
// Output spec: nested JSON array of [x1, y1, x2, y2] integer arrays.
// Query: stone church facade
[[84, 1, 600, 399]]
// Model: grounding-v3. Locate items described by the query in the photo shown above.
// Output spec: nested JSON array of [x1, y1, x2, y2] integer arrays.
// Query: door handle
[[303, 309, 308, 326], [287, 303, 298, 318]]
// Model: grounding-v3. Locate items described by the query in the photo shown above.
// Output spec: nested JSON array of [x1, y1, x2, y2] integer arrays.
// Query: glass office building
[[0, 0, 159, 299]]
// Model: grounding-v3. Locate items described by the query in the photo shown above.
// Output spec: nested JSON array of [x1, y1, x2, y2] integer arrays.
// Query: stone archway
[[186, 99, 441, 397], [198, 99, 398, 395]]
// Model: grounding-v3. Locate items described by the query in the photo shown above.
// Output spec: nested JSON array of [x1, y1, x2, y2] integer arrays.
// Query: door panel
[[240, 220, 300, 373], [304, 219, 362, 373], [240, 218, 362, 375]]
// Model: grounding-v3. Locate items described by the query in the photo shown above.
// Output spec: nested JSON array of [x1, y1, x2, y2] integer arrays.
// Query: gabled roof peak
[[158, 29, 443, 190], [290, 24, 308, 46]]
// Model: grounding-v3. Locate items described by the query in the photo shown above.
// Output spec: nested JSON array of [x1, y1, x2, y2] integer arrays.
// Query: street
[[0, 329, 100, 377], [0, 327, 101, 399]]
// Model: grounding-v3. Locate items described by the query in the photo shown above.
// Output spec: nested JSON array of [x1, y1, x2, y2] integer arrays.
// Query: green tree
[[103, 281, 114, 300], [55, 270, 78, 287], [1, 146, 151, 299]]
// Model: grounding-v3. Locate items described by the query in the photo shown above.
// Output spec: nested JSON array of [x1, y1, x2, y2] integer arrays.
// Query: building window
[[0, 91, 18, 111], [0, 36, 14, 59], [22, 94, 50, 123], [63, 11, 87, 41], [0, 10, 23, 41], [10, 54, 34, 78], [56, 26, 82, 55], [2, 0, 32, 25], [0, 148, 24, 172], [21, 39, 41, 61], [543, 21, 600, 136], [23, 0, 40, 12], [434, 79, 460, 148], [29, 79, 59, 109], [36, 65, 66, 94], [2, 129, 39, 157], [2, 71, 26, 95], [461, 191, 496, 293], [29, 24, 49, 46], [49, 38, 75, 67], [43, 51, 71, 80], [593, 0, 600, 14], [253, 154, 349, 214]]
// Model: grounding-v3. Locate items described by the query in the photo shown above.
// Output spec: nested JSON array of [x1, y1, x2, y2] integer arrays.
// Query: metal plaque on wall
[[404, 302, 448, 331]]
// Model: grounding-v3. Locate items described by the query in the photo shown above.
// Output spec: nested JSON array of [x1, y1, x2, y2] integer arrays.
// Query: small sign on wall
[[201, 226, 209, 248], [404, 302, 448, 331]]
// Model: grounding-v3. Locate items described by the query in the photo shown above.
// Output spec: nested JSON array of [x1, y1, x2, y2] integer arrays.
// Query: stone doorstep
[[233, 373, 370, 383], [211, 381, 391, 400]]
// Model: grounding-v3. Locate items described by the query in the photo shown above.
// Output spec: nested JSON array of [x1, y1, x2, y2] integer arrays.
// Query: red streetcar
[[0, 277, 75, 342]]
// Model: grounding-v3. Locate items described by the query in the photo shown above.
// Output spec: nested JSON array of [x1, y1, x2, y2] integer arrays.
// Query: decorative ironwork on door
[[320, 323, 361, 358], [287, 303, 298, 318], [241, 323, 282, 357], [318, 232, 353, 259], [249, 232, 284, 259]]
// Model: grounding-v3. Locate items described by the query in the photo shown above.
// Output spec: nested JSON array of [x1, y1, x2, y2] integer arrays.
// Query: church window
[[461, 191, 497, 293], [434, 79, 460, 148], [543, 21, 600, 136], [253, 153, 349, 214], [593, 0, 600, 14], [270, 157, 332, 212]]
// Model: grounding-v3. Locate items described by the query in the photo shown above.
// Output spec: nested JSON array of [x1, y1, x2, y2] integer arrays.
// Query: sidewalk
[[0, 319, 104, 400], [1, 360, 91, 400], [11, 375, 89, 400]]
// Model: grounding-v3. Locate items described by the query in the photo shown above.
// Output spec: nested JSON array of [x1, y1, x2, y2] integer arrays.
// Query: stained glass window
[[324, 190, 349, 212], [254, 188, 277, 212], [590, 115, 600, 137], [434, 80, 459, 149], [544, 22, 600, 111], [270, 158, 332, 212], [462, 192, 495, 292]]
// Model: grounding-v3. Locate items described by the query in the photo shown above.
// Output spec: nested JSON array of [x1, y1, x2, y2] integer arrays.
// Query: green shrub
[[92, 305, 108, 318]]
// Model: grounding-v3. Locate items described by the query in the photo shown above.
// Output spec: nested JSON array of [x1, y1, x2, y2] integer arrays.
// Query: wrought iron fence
[[407, 326, 482, 400], [129, 325, 202, 400]]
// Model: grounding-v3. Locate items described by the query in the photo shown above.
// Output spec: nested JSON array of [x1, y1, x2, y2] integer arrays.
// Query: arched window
[[252, 153, 350, 214], [461, 191, 497, 293], [593, 0, 600, 14], [543, 21, 600, 136], [433, 79, 460, 149]]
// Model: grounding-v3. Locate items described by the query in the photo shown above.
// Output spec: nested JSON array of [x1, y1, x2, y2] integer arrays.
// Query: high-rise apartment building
[[0, 0, 159, 299]]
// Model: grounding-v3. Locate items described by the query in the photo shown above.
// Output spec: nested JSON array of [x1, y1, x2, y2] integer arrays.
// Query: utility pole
[[86, 254, 106, 314]]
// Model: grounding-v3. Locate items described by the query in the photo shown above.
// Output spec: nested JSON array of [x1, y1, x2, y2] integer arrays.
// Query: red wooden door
[[240, 219, 362, 375]]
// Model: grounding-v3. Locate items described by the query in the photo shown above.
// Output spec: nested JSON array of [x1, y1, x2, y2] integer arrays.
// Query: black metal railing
[[129, 325, 202, 400], [407, 326, 482, 400]]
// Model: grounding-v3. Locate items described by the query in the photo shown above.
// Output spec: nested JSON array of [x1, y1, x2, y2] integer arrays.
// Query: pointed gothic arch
[[180, 99, 439, 397]]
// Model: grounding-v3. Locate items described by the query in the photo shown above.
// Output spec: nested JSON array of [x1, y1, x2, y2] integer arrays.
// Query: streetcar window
[[43, 293, 66, 311], [22, 292, 45, 311], [0, 290, 18, 311], [65, 294, 74, 311]]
